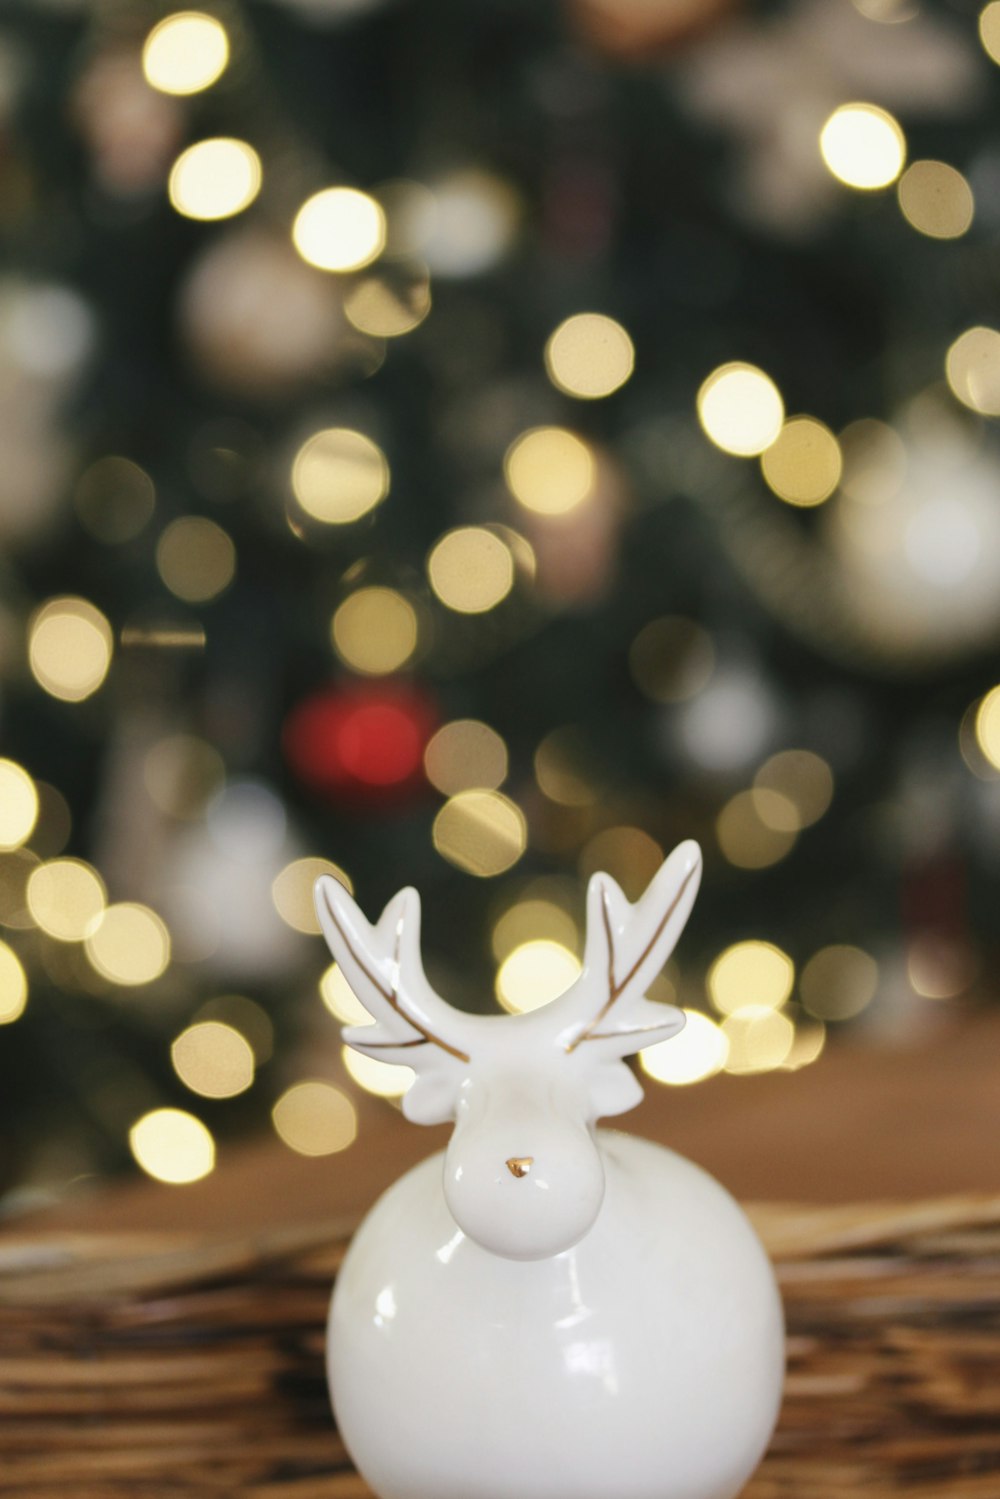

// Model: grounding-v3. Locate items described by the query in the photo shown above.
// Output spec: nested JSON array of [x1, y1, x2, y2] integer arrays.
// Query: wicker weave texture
[[1, 1194, 999, 1497]]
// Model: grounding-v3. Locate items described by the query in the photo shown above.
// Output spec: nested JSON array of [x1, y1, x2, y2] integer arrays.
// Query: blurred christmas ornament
[[827, 406, 1000, 659], [178, 228, 356, 395], [72, 45, 183, 197], [568, 0, 740, 61], [283, 682, 437, 805], [676, 0, 980, 236], [390, 170, 521, 279]]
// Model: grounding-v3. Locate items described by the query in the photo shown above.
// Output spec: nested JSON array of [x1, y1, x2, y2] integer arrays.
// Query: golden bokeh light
[[143, 734, 225, 820], [331, 587, 418, 676], [579, 826, 663, 902], [195, 994, 273, 1062], [897, 160, 974, 240], [320, 962, 372, 1026], [0, 941, 27, 1024], [907, 935, 975, 1000], [424, 720, 508, 795], [495, 939, 582, 1014], [427, 528, 514, 614], [716, 790, 797, 869], [342, 1045, 415, 1098], [272, 1081, 358, 1156], [143, 12, 229, 95], [945, 326, 1000, 416], [708, 940, 794, 1017], [980, 1, 1000, 63], [273, 857, 352, 936], [781, 1014, 826, 1071], [343, 270, 431, 337], [974, 684, 1000, 770], [534, 726, 599, 807], [432, 790, 526, 877], [29, 597, 113, 702], [544, 313, 635, 400], [819, 103, 906, 190], [0, 851, 38, 932], [85, 903, 171, 985], [628, 617, 715, 704], [760, 417, 842, 507], [168, 138, 261, 222], [491, 898, 579, 962], [839, 418, 906, 505], [27, 858, 106, 942], [0, 761, 38, 851], [640, 1010, 728, 1086], [156, 517, 236, 604], [697, 362, 784, 457], [754, 749, 834, 829], [74, 456, 156, 544], [293, 187, 386, 273], [800, 944, 878, 1021], [129, 1108, 215, 1184], [722, 1006, 795, 1073], [171, 1020, 255, 1099], [291, 428, 389, 525], [503, 427, 594, 515]]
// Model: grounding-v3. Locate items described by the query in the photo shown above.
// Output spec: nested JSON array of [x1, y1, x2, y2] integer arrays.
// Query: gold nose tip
[[506, 1156, 534, 1178]]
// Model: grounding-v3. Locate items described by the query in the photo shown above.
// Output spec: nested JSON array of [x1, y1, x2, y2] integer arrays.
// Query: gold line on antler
[[320, 886, 470, 1063], [566, 863, 698, 1052]]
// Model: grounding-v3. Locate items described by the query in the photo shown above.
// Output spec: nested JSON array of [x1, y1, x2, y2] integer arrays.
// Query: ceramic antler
[[315, 843, 784, 1499]]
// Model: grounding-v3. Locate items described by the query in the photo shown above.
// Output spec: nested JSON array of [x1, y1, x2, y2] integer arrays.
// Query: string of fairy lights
[[3, 1, 1000, 1192]]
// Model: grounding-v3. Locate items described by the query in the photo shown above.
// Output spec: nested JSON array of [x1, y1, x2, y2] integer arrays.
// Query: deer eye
[[505, 1156, 533, 1178]]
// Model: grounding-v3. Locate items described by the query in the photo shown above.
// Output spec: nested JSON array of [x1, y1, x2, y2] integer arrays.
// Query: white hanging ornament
[[315, 842, 784, 1499]]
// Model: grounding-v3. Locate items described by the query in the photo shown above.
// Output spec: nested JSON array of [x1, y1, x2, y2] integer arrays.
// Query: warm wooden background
[[16, 1008, 998, 1236]]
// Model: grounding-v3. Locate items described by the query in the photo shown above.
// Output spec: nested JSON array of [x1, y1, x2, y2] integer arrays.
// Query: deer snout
[[505, 1156, 533, 1178]]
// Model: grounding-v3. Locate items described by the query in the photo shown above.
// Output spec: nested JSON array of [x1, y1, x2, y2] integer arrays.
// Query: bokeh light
[[491, 898, 579, 962], [273, 857, 352, 936], [129, 1108, 215, 1184], [504, 428, 595, 515], [292, 188, 386, 273], [640, 1011, 728, 1086], [708, 941, 794, 1016], [544, 313, 635, 399], [839, 418, 907, 505], [974, 684, 1000, 770], [495, 939, 581, 1013], [195, 994, 274, 1062], [800, 945, 878, 1021], [291, 428, 389, 525], [143, 12, 229, 96], [172, 1021, 255, 1098], [907, 935, 976, 1001], [760, 417, 842, 507], [343, 270, 431, 337], [74, 457, 156, 544], [579, 827, 663, 901], [156, 517, 236, 603], [29, 597, 113, 702], [716, 792, 797, 869], [980, 1, 1000, 64], [0, 941, 28, 1025], [85, 903, 171, 985], [427, 527, 514, 614], [534, 726, 599, 807], [331, 587, 418, 675], [168, 139, 262, 221], [897, 160, 974, 239], [432, 790, 526, 877], [143, 734, 225, 820], [272, 1081, 357, 1155], [628, 617, 715, 704], [424, 720, 508, 795], [754, 750, 834, 828], [0, 761, 38, 851], [697, 362, 784, 456], [320, 962, 373, 1026], [27, 858, 106, 941], [722, 1006, 795, 1073], [342, 1045, 415, 1098], [820, 103, 906, 190], [945, 326, 1000, 416]]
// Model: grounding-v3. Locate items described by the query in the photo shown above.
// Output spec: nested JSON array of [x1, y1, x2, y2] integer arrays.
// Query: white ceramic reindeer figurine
[[315, 841, 784, 1499]]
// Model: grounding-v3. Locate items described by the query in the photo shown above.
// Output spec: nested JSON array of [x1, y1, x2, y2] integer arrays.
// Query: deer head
[[315, 840, 701, 1262]]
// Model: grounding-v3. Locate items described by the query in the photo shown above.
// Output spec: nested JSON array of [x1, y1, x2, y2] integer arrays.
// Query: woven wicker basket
[[1, 1194, 998, 1497]]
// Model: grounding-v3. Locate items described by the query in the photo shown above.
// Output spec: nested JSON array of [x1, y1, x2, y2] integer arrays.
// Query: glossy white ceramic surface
[[329, 1132, 784, 1499]]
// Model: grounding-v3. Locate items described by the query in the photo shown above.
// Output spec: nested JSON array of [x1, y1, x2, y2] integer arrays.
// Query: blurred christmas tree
[[1, 0, 998, 1207]]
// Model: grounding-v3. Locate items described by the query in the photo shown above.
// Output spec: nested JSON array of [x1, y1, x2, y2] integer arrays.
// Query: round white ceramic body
[[328, 1131, 784, 1499]]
